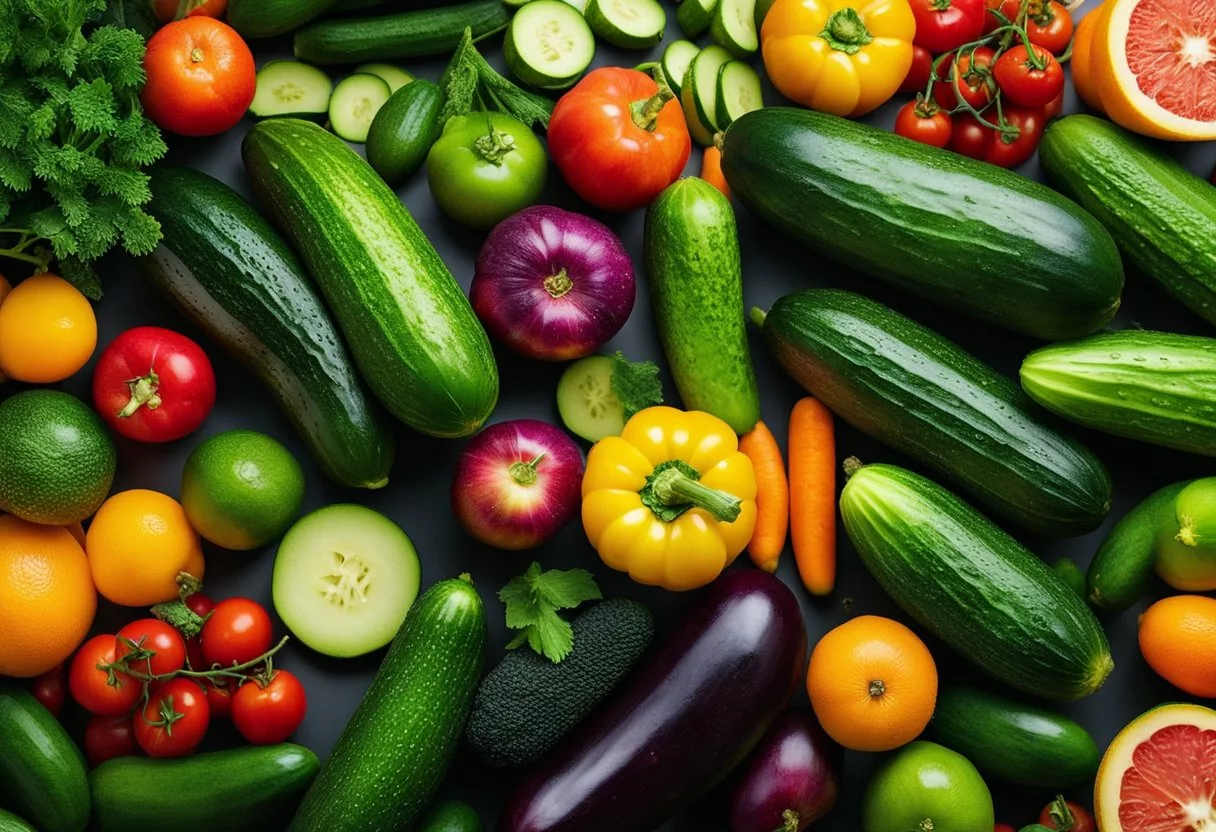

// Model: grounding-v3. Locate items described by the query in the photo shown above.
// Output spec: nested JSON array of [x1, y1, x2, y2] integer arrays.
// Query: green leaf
[[94, 0, 158, 39], [526, 612, 575, 663], [498, 562, 602, 663], [611, 351, 664, 420], [67, 76, 117, 133], [116, 205, 159, 256], [59, 255, 102, 300], [438, 28, 554, 132], [82, 25, 147, 91], [534, 567, 601, 610]]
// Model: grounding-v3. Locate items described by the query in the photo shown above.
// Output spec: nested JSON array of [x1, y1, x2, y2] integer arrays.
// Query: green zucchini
[[0, 681, 89, 832], [367, 79, 445, 186], [1040, 115, 1216, 329], [242, 118, 498, 438], [1020, 329, 1216, 457], [644, 178, 760, 434], [840, 462, 1114, 701], [230, 0, 339, 38], [753, 289, 1111, 537], [289, 576, 487, 831], [929, 686, 1101, 787], [90, 745, 319, 832], [0, 810, 35, 832], [293, 0, 510, 65], [720, 107, 1124, 341]]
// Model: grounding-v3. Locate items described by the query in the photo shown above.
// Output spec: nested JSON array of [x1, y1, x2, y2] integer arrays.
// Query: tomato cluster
[[995, 796, 1097, 832]]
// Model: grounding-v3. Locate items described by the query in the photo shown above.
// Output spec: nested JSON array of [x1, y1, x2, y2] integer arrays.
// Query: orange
[[0, 274, 10, 384], [64, 521, 87, 549], [1138, 594, 1216, 697], [0, 514, 97, 677], [1070, 6, 1105, 112], [0, 274, 97, 383], [807, 614, 938, 752], [86, 489, 205, 607]]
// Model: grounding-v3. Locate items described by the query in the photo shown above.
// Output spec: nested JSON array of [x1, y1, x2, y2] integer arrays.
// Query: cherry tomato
[[135, 678, 210, 758], [1039, 798, 1096, 832], [115, 619, 188, 678], [909, 0, 986, 53], [948, 113, 994, 159], [232, 670, 307, 745], [70, 635, 143, 717], [184, 593, 215, 670], [201, 598, 273, 668], [85, 715, 139, 767], [1043, 90, 1065, 119], [993, 44, 1065, 108], [983, 0, 1020, 32], [934, 47, 997, 110], [984, 106, 1045, 168], [899, 45, 936, 94], [152, 0, 228, 21], [894, 99, 954, 148], [30, 664, 67, 717], [1026, 1, 1074, 55], [203, 678, 234, 719]]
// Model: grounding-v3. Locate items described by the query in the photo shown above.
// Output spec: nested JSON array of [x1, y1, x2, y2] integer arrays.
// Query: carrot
[[788, 396, 836, 596], [700, 145, 731, 200], [739, 420, 789, 573]]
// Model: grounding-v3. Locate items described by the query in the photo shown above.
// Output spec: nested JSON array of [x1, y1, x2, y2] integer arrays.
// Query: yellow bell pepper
[[581, 406, 758, 591], [761, 0, 915, 117]]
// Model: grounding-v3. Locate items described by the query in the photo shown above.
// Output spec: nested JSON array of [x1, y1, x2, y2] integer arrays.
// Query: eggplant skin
[[498, 570, 807, 832]]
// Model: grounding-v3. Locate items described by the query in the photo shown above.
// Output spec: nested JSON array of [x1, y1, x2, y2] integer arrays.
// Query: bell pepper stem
[[843, 456, 865, 478], [749, 307, 768, 328], [632, 66, 675, 133], [508, 454, 546, 486], [119, 371, 162, 418], [819, 7, 874, 55], [650, 467, 741, 522]]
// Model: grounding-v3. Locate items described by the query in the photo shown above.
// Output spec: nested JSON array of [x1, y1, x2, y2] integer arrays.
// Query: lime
[[181, 430, 305, 551], [862, 741, 994, 832], [0, 390, 116, 525]]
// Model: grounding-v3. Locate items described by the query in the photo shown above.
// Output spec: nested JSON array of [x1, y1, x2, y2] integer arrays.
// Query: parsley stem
[[0, 248, 47, 267]]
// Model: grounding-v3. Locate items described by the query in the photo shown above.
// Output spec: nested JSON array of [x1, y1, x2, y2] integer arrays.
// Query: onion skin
[[471, 206, 635, 362], [451, 419, 585, 550]]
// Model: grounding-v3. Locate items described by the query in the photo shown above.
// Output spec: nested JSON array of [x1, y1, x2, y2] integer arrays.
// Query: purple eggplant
[[729, 710, 841, 832], [498, 570, 807, 832]]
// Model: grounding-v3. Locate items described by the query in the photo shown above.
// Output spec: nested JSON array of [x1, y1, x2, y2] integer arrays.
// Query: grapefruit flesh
[[1125, 0, 1216, 122]]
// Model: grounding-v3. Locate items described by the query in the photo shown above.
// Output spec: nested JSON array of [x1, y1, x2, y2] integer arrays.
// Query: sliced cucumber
[[680, 45, 732, 145], [328, 73, 392, 143], [557, 355, 626, 443], [249, 60, 333, 120], [353, 62, 415, 93], [661, 39, 699, 99], [560, 0, 589, 11], [676, 0, 716, 37], [504, 0, 596, 90], [714, 60, 762, 128], [272, 504, 421, 658], [585, 0, 666, 48], [505, 0, 535, 7], [710, 0, 757, 56]]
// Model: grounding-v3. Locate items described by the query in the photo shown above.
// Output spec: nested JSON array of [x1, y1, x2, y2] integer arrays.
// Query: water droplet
[[1109, 353, 1122, 359]]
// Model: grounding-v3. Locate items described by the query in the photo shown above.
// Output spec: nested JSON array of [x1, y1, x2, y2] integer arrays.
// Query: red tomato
[[85, 715, 139, 767], [232, 670, 307, 745], [1026, 1, 1074, 55], [70, 635, 143, 717], [894, 100, 954, 148], [152, 0, 228, 22], [92, 326, 215, 443], [1044, 90, 1065, 119], [993, 44, 1065, 108], [141, 17, 255, 137], [983, 0, 1020, 32], [1039, 798, 1096, 832], [201, 598, 274, 668], [984, 106, 1045, 167], [934, 47, 997, 110], [115, 619, 188, 678], [184, 593, 215, 671], [135, 678, 210, 758], [909, 0, 985, 53], [948, 113, 995, 159], [204, 678, 234, 719], [30, 664, 67, 717], [899, 45, 936, 94]]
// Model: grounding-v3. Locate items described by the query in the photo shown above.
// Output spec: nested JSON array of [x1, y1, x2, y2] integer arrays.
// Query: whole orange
[[0, 514, 97, 677], [1139, 594, 1216, 697], [808, 615, 938, 752], [0, 274, 97, 383], [86, 489, 205, 606]]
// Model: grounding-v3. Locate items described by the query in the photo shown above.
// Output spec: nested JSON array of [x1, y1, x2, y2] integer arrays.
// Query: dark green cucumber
[[754, 289, 1111, 536], [0, 810, 34, 832], [417, 800, 483, 832], [0, 682, 89, 832], [367, 79, 444, 187], [1021, 330, 1216, 456], [242, 119, 498, 438], [229, 0, 339, 38], [720, 108, 1123, 340], [289, 576, 487, 832], [644, 178, 760, 434], [1040, 115, 1216, 328], [330, 0, 468, 11], [294, 0, 510, 64], [840, 462, 1114, 701], [930, 686, 1101, 787], [90, 745, 319, 832], [1053, 558, 1085, 599], [142, 166, 395, 489]]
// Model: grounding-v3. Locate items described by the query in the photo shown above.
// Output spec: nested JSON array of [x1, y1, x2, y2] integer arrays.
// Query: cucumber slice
[[249, 60, 333, 120], [353, 62, 415, 93], [328, 73, 392, 143], [272, 504, 421, 658], [681, 45, 732, 145], [504, 0, 596, 90], [714, 60, 762, 128], [557, 355, 627, 443], [676, 0, 716, 37], [661, 39, 700, 99], [710, 0, 757, 56], [560, 0, 589, 11], [585, 0, 666, 49]]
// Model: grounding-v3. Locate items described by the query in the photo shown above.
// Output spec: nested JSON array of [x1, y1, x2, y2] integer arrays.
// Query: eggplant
[[499, 570, 807, 832], [729, 710, 841, 832]]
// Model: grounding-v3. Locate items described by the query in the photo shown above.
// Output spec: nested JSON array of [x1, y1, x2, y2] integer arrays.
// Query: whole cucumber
[[229, 0, 339, 38], [0, 811, 35, 832], [367, 80, 445, 187], [0, 681, 89, 832]]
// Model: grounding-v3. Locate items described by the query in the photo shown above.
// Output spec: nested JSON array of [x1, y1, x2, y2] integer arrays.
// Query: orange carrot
[[788, 397, 836, 596], [700, 146, 731, 200], [739, 420, 789, 573]]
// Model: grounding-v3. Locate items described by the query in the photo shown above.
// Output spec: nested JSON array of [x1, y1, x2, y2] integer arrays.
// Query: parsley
[[610, 351, 664, 421], [0, 0, 167, 298], [439, 28, 554, 132], [499, 562, 602, 663]]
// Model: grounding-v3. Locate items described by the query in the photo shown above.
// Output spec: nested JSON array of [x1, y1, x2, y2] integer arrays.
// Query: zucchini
[[753, 289, 1111, 537], [839, 462, 1114, 701], [90, 745, 320, 832], [1020, 330, 1216, 457], [242, 118, 499, 438], [1040, 115, 1216, 329], [367, 79, 445, 186], [141, 166, 396, 489], [229, 0, 339, 37], [0, 681, 89, 832], [720, 107, 1124, 341], [289, 576, 487, 831], [0, 811, 34, 832], [645, 178, 760, 435], [930, 686, 1101, 788]]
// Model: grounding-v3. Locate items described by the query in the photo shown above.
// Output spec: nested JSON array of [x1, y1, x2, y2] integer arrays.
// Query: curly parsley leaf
[[500, 563, 602, 663], [611, 351, 664, 421]]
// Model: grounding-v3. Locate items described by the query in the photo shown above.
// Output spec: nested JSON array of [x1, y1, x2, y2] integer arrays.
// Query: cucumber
[[930, 686, 1101, 788], [680, 45, 732, 146], [1020, 329, 1216, 457], [229, 0, 339, 38], [644, 177, 760, 435], [585, 0, 666, 49], [1040, 115, 1216, 330], [710, 0, 756, 56], [504, 0, 595, 89], [354, 62, 415, 92], [0, 681, 89, 832], [249, 60, 333, 120], [242, 119, 499, 438], [720, 108, 1124, 341], [367, 79, 445, 186], [1053, 557, 1085, 599], [677, 0, 716, 37], [713, 60, 761, 128], [0, 811, 34, 832], [753, 289, 1112, 537], [329, 73, 391, 142], [91, 745, 320, 832], [294, 0, 511, 65], [288, 576, 487, 832], [141, 165, 396, 489], [840, 462, 1114, 701], [660, 39, 699, 99]]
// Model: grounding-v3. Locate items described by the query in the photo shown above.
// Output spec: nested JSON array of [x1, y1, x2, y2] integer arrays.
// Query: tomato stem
[[473, 127, 516, 165], [819, 7, 874, 54], [118, 370, 162, 418], [842, 456, 865, 478]]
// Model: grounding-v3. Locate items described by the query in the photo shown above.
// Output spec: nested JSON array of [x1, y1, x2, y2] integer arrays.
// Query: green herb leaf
[[498, 562, 602, 663], [95, 0, 160, 39], [439, 28, 554, 132], [611, 351, 664, 421]]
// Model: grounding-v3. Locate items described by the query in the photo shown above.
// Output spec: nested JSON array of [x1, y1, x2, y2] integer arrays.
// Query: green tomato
[[862, 742, 994, 832], [426, 111, 547, 229]]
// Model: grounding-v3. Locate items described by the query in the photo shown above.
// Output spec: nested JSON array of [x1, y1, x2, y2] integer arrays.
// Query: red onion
[[730, 710, 842, 831], [471, 206, 635, 361]]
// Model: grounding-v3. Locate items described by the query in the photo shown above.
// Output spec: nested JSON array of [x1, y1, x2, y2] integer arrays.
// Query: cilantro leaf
[[611, 351, 664, 421], [498, 563, 602, 663]]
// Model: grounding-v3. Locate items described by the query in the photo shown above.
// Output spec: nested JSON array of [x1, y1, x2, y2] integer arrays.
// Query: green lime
[[862, 741, 994, 832], [181, 430, 305, 551], [0, 390, 116, 525]]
